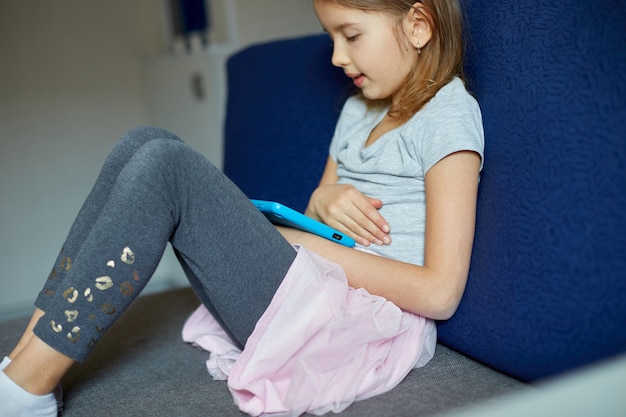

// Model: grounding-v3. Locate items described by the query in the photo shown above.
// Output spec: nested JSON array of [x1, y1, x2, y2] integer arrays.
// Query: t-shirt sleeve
[[417, 85, 485, 174]]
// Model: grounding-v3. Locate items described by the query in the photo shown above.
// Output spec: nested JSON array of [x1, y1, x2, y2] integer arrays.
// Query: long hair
[[319, 0, 466, 123]]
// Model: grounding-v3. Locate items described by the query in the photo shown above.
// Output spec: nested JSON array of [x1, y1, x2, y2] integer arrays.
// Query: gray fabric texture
[[32, 127, 296, 361], [1, 288, 527, 416], [329, 78, 484, 266]]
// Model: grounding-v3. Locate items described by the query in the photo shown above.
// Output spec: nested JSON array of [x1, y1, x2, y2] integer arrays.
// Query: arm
[[280, 150, 481, 320]]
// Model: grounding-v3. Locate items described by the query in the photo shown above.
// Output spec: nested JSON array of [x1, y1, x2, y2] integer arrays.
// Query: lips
[[346, 72, 365, 88]]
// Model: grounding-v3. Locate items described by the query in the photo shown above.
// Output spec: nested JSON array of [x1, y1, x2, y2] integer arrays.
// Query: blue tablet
[[251, 199, 356, 248]]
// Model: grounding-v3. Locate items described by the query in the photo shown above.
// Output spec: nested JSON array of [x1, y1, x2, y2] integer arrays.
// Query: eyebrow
[[322, 22, 359, 34]]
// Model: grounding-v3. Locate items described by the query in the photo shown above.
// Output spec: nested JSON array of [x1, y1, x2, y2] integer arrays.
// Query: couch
[[1, 0, 624, 415]]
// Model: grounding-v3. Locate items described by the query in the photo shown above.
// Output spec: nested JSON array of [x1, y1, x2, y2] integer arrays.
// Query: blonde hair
[[319, 0, 466, 123]]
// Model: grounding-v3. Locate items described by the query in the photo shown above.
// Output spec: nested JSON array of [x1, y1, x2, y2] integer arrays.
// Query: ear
[[403, 2, 433, 50]]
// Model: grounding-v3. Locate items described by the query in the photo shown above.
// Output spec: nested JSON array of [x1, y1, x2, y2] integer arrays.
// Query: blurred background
[[0, 0, 322, 320]]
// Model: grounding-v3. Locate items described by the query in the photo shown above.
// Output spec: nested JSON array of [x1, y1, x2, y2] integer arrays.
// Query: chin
[[361, 90, 384, 101]]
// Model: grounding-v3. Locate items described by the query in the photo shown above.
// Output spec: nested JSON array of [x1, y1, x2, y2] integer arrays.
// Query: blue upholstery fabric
[[437, 0, 626, 381], [222, 1, 626, 383], [224, 35, 352, 212]]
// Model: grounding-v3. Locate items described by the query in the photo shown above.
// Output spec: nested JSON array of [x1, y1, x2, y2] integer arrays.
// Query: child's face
[[314, 0, 416, 104]]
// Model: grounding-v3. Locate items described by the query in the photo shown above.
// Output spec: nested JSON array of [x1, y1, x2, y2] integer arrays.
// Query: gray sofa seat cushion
[[1, 288, 526, 416]]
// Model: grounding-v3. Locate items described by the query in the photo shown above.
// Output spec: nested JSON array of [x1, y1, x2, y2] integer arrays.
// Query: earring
[[417, 41, 421, 55]]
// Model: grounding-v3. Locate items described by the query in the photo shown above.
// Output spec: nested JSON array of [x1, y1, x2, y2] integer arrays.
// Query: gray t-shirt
[[329, 77, 484, 266]]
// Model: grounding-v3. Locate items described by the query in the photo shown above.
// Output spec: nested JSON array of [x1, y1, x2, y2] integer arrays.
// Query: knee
[[130, 136, 191, 174], [108, 126, 184, 165], [122, 126, 181, 147], [130, 137, 218, 184]]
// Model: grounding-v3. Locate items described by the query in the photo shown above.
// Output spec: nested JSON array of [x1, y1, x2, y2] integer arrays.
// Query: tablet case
[[251, 199, 356, 248]]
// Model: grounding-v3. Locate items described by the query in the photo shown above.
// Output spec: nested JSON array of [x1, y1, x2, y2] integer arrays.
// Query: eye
[[346, 34, 360, 42]]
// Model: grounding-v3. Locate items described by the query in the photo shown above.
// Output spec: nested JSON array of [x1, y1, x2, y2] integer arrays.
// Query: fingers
[[307, 184, 391, 247], [341, 198, 391, 247]]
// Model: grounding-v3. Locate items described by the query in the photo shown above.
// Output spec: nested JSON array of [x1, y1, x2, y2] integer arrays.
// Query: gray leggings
[[33, 127, 297, 362]]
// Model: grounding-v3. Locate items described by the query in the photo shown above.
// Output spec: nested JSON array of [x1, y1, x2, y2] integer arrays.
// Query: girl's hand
[[305, 183, 391, 247]]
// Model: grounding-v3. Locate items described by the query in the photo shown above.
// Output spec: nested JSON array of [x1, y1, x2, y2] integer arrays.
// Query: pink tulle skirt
[[182, 246, 436, 416]]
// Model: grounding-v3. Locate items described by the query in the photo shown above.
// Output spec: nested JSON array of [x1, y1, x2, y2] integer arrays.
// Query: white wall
[[0, 0, 322, 320], [0, 0, 164, 320], [234, 0, 320, 46]]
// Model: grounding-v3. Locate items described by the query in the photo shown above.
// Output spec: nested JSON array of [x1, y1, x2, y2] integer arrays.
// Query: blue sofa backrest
[[224, 35, 350, 212], [439, 0, 626, 381], [223, 3, 626, 382]]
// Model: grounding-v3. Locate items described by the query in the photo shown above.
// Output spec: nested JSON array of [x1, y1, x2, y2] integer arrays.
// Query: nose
[[331, 42, 349, 68]]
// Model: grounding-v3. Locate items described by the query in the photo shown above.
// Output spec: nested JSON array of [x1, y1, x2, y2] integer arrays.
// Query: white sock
[[0, 369, 57, 417], [2, 356, 63, 413]]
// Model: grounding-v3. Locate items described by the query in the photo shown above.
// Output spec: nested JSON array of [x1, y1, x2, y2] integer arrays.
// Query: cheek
[[394, 48, 417, 78]]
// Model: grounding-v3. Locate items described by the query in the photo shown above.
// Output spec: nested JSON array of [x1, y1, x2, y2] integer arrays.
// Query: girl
[[1, 0, 483, 415]]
